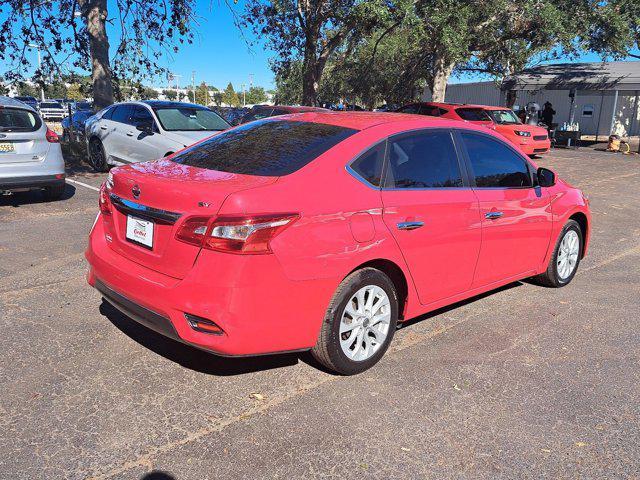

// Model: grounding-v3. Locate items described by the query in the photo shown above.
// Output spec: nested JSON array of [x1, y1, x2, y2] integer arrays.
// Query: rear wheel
[[89, 138, 108, 172], [311, 268, 398, 375], [532, 219, 583, 287], [43, 183, 65, 201]]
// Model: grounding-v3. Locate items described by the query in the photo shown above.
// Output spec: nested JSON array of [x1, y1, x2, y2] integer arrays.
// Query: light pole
[[173, 74, 182, 99], [191, 71, 196, 103], [27, 43, 45, 102], [241, 83, 246, 106]]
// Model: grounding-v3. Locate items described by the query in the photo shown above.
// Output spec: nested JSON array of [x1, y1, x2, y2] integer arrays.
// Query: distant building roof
[[502, 61, 640, 91]]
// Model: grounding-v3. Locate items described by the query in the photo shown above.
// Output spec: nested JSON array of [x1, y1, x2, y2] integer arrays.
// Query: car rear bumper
[[85, 215, 335, 356], [0, 173, 65, 190]]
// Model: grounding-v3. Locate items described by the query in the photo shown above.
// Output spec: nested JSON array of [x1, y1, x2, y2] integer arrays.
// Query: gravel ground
[[0, 147, 638, 479]]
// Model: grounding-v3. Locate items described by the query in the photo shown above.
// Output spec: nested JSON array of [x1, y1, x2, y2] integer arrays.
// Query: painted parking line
[[66, 178, 100, 192]]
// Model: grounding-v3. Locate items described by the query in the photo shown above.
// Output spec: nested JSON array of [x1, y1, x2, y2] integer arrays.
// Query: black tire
[[532, 219, 583, 288], [89, 138, 109, 172], [43, 183, 65, 201], [311, 267, 399, 375]]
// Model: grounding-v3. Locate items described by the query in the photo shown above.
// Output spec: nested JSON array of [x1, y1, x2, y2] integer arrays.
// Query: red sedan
[[397, 102, 552, 156], [86, 112, 590, 375]]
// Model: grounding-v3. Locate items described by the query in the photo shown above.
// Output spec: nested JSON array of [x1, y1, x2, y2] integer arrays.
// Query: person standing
[[541, 101, 556, 130]]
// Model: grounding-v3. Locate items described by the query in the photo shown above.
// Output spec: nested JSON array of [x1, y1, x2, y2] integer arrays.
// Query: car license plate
[[126, 215, 154, 248], [0, 142, 14, 153]]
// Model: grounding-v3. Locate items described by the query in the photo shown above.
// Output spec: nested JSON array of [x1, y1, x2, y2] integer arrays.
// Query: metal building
[[428, 61, 640, 139]]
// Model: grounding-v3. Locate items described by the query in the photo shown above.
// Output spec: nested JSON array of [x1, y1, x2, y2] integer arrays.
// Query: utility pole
[[191, 71, 196, 103], [173, 74, 182, 99], [241, 83, 246, 106], [27, 43, 45, 102], [249, 73, 254, 89]]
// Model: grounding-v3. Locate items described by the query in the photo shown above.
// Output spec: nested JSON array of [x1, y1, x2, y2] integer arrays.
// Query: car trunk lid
[[104, 159, 278, 279]]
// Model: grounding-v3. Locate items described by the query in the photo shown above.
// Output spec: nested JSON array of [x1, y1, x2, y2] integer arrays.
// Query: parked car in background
[[13, 96, 39, 110], [72, 101, 93, 112], [61, 110, 93, 143], [87, 112, 590, 375], [397, 102, 551, 156], [235, 105, 328, 125], [85, 100, 230, 171], [39, 101, 67, 121], [0, 96, 65, 200], [210, 106, 249, 125]]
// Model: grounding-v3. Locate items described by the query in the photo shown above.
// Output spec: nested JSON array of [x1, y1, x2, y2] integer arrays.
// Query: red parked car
[[236, 104, 329, 125], [86, 112, 590, 375], [397, 102, 551, 156]]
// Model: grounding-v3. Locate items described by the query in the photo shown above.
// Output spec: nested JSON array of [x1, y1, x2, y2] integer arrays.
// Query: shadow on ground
[[0, 184, 76, 207]]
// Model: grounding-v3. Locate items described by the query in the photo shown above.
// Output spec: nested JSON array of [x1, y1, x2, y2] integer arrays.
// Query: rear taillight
[[46, 128, 59, 143], [175, 213, 299, 254], [99, 183, 111, 215]]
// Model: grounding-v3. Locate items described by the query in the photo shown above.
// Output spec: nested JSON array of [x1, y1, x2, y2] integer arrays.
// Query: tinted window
[[421, 105, 445, 117], [100, 106, 115, 120], [172, 119, 357, 176], [461, 132, 532, 188], [0, 108, 41, 132], [350, 142, 385, 187], [397, 104, 421, 114], [385, 130, 463, 188], [40, 102, 63, 109], [240, 107, 274, 124], [456, 108, 491, 121], [111, 105, 133, 124]]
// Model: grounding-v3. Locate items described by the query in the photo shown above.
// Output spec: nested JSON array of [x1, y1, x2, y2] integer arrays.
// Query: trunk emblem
[[132, 184, 141, 199]]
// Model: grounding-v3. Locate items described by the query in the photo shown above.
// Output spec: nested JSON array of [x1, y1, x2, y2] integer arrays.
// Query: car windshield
[[41, 102, 63, 109], [0, 107, 41, 132], [486, 109, 521, 125], [171, 119, 358, 176], [153, 107, 230, 131], [456, 108, 492, 121]]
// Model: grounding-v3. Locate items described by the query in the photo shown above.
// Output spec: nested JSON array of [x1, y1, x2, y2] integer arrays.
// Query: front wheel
[[532, 219, 583, 288], [89, 138, 109, 173], [311, 268, 398, 375]]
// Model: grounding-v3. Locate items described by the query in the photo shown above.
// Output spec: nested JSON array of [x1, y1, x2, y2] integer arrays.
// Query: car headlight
[[514, 130, 531, 137]]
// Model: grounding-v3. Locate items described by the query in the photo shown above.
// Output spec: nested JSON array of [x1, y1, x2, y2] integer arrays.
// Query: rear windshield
[[0, 108, 41, 132], [171, 119, 358, 176], [456, 108, 491, 121]]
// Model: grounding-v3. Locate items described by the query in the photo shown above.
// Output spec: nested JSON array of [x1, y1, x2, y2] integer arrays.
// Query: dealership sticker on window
[[126, 215, 154, 248]]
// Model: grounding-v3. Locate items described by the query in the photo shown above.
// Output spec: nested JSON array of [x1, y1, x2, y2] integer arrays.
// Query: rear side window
[[172, 119, 358, 176], [461, 132, 532, 188], [456, 108, 491, 121], [350, 142, 385, 187], [397, 104, 421, 114], [0, 108, 41, 132], [385, 130, 463, 188], [240, 107, 274, 124], [111, 105, 133, 124]]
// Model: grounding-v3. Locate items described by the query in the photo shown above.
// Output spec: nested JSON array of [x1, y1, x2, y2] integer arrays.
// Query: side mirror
[[537, 167, 556, 187], [136, 123, 154, 135]]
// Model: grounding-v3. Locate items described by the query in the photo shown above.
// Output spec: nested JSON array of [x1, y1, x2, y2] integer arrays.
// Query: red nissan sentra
[[86, 112, 590, 375]]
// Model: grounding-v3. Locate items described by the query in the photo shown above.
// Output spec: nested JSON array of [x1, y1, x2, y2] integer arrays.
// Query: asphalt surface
[[1, 147, 639, 479]]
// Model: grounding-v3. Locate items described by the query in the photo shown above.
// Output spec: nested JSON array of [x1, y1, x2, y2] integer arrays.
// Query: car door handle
[[100, 126, 108, 130], [485, 211, 504, 220], [397, 221, 424, 230], [126, 131, 135, 137]]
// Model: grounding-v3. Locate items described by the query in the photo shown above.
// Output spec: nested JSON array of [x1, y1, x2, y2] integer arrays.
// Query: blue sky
[[3, 0, 638, 90]]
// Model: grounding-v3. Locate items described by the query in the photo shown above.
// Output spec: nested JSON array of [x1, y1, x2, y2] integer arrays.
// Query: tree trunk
[[429, 56, 454, 103], [505, 89, 517, 108], [301, 65, 319, 106], [80, 0, 113, 110]]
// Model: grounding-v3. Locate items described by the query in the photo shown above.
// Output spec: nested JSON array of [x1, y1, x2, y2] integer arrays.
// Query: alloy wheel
[[557, 230, 580, 280], [339, 285, 391, 361]]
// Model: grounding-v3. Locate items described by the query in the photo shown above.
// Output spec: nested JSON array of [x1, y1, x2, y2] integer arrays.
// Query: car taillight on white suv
[[175, 213, 299, 254]]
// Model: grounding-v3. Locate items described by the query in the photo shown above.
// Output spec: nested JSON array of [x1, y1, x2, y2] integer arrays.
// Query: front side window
[[461, 132, 532, 188], [456, 108, 491, 121], [130, 106, 154, 127], [350, 142, 385, 187], [0, 108, 41, 132], [172, 119, 358, 176], [153, 107, 229, 131], [384, 130, 463, 189]]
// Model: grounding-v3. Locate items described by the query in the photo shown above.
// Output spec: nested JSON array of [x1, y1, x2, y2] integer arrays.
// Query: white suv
[[84, 100, 230, 172], [0, 97, 65, 200]]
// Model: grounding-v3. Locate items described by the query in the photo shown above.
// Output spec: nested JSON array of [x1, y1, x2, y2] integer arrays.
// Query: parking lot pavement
[[0, 148, 638, 479]]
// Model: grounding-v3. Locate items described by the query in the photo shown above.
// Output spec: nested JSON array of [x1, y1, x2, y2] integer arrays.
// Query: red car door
[[381, 129, 482, 305], [457, 131, 553, 287]]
